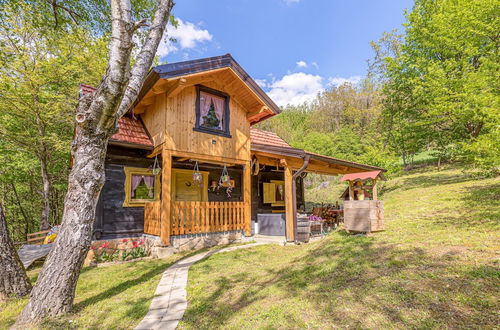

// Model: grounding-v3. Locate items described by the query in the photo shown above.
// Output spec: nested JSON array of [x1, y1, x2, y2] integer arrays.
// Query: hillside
[[179, 166, 499, 329]]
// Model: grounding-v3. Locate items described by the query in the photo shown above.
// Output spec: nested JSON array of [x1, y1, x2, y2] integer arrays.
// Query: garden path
[[134, 242, 265, 330]]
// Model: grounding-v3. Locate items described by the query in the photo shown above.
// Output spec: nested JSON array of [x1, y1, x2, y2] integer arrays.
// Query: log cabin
[[81, 54, 385, 250]]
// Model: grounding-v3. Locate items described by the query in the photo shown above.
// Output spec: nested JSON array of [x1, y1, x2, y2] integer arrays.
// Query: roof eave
[[109, 139, 154, 151], [251, 143, 305, 158], [306, 152, 387, 174]]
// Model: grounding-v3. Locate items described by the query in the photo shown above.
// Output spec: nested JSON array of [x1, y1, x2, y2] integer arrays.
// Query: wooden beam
[[169, 150, 248, 165], [161, 148, 172, 246], [247, 105, 269, 119], [133, 105, 147, 114], [283, 160, 295, 242], [147, 144, 163, 158], [348, 181, 354, 201], [243, 161, 252, 236], [166, 78, 187, 98], [152, 83, 168, 95], [372, 179, 378, 201]]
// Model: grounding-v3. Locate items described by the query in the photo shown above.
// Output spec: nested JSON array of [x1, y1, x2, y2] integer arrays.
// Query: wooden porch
[[144, 201, 247, 237]]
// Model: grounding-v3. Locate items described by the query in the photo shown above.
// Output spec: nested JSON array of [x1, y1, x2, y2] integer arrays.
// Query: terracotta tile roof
[[340, 170, 383, 182], [250, 128, 291, 148], [79, 84, 153, 149], [110, 117, 153, 148], [79, 83, 96, 97]]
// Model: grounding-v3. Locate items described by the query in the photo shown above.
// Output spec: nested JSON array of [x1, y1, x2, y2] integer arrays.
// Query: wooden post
[[160, 149, 172, 245], [348, 181, 354, 201], [372, 179, 378, 201], [284, 161, 294, 242], [243, 161, 252, 236]]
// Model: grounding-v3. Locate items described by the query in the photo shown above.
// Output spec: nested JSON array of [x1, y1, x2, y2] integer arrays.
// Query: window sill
[[193, 127, 232, 138]]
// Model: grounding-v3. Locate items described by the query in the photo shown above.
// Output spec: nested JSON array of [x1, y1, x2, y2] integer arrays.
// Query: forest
[[1, 0, 499, 243]]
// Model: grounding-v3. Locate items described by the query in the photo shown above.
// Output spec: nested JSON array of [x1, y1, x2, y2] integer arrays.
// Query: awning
[[340, 170, 384, 182]]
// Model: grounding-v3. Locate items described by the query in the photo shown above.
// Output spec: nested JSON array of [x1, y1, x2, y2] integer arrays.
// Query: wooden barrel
[[296, 218, 310, 243]]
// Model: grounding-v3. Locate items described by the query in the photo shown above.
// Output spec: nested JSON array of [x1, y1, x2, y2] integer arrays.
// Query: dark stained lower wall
[[94, 146, 155, 239]]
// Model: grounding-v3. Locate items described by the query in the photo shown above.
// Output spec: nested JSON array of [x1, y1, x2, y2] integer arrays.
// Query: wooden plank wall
[[141, 81, 251, 162]]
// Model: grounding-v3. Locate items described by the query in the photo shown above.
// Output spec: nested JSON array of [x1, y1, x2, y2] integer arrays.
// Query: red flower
[[132, 241, 139, 248], [90, 245, 98, 250], [122, 238, 129, 243], [138, 239, 145, 246], [100, 242, 110, 249]]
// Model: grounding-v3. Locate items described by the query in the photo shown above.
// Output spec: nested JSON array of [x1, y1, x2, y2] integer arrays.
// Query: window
[[123, 167, 160, 207], [194, 85, 231, 137]]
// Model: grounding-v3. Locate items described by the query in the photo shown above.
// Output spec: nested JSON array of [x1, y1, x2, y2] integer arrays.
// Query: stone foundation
[[85, 231, 249, 265], [170, 230, 245, 252]]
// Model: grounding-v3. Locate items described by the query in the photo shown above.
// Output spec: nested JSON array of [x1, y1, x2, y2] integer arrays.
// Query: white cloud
[[283, 0, 300, 4], [157, 18, 212, 57], [328, 75, 362, 87], [267, 72, 323, 106], [311, 61, 319, 69], [296, 60, 307, 68], [255, 79, 268, 88]]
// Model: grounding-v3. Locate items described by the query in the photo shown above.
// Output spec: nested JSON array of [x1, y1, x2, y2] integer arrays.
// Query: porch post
[[243, 160, 252, 236], [160, 148, 172, 245], [284, 161, 295, 242]]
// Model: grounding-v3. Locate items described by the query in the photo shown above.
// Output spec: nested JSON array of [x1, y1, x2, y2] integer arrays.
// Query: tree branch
[[116, 0, 175, 119]]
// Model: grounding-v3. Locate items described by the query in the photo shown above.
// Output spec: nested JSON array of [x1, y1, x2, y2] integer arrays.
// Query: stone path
[[135, 242, 265, 330]]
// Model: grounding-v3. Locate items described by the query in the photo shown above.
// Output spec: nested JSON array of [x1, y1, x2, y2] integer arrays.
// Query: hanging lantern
[[192, 161, 203, 186], [151, 155, 161, 175]]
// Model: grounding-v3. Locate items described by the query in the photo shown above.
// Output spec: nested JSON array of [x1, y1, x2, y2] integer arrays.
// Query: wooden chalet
[[83, 54, 385, 247]]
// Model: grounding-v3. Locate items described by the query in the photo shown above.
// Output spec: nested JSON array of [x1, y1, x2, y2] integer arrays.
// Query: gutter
[[291, 155, 310, 242]]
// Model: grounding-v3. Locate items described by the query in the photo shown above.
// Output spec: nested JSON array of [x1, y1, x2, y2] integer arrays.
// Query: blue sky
[[158, 0, 414, 106]]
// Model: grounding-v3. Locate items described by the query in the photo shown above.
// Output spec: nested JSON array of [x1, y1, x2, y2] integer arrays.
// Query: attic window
[[194, 85, 231, 137]]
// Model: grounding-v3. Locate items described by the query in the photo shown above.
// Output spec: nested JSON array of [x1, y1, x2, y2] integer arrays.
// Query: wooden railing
[[144, 201, 161, 236], [171, 201, 246, 235]]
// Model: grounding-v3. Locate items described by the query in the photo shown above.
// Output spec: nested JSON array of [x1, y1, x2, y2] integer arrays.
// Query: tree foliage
[[0, 3, 107, 239]]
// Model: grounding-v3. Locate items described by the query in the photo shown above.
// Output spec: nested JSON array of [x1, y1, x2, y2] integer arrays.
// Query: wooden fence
[[171, 201, 246, 235], [144, 201, 161, 236], [144, 201, 247, 237]]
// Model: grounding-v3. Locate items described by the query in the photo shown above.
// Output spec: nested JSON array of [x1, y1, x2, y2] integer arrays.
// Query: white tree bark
[[14, 0, 174, 326]]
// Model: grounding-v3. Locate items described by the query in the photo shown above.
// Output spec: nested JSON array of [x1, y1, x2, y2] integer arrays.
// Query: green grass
[[0, 255, 187, 329], [1, 166, 498, 329], [179, 166, 499, 329]]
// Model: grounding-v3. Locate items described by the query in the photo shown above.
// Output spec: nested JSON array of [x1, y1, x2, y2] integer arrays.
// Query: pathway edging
[[135, 242, 265, 330]]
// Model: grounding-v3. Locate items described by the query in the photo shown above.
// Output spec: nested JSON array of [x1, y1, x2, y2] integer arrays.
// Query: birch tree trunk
[[0, 204, 32, 300], [14, 0, 174, 326]]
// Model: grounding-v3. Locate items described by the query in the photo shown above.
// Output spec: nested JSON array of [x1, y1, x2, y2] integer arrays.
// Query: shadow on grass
[[182, 233, 499, 329]]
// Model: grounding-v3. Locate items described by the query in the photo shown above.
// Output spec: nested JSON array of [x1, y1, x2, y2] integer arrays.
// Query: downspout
[[292, 155, 310, 242]]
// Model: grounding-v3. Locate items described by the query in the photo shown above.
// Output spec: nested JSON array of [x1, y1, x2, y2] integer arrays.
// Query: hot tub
[[257, 213, 286, 236]]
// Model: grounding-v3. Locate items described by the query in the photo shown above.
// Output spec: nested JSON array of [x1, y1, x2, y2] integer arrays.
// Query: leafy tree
[[0, 4, 107, 232], [376, 0, 499, 170], [14, 0, 175, 325]]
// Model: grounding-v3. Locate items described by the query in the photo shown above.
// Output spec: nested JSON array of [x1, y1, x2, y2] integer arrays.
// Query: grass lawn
[[1, 166, 498, 329], [180, 166, 499, 329], [0, 255, 188, 329]]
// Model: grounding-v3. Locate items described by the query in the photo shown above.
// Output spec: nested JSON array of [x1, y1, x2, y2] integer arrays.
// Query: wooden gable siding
[[141, 79, 251, 162]]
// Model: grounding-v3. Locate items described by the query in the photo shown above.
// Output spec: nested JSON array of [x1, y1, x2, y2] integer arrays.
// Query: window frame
[[194, 85, 231, 138], [123, 167, 161, 207]]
